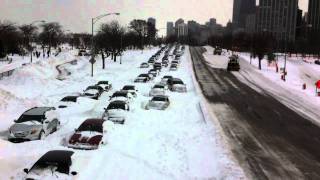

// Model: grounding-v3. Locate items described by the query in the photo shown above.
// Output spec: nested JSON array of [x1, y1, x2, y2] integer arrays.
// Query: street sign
[[89, 58, 96, 64]]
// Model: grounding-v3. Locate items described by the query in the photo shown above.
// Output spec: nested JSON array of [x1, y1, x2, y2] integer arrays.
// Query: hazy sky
[[0, 0, 308, 36]]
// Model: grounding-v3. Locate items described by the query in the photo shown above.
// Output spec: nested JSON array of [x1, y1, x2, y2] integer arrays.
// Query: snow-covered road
[[194, 46, 320, 179], [0, 46, 244, 179]]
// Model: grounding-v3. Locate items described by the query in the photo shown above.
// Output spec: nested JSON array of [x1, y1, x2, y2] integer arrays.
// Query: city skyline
[[0, 0, 309, 36]]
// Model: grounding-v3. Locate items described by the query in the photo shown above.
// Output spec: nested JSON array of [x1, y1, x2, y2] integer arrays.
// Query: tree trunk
[[101, 51, 105, 69], [114, 54, 117, 62], [258, 58, 262, 70]]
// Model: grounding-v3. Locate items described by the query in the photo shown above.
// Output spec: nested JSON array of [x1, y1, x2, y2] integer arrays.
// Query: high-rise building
[[256, 0, 298, 42], [232, 0, 256, 30], [166, 22, 174, 37], [308, 0, 320, 31], [177, 23, 188, 37]]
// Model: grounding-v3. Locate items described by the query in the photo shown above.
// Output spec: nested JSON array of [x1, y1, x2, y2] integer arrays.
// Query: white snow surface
[[203, 46, 320, 125], [0, 46, 244, 179]]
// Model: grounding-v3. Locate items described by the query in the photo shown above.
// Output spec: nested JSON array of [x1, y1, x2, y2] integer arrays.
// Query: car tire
[[38, 131, 45, 140]]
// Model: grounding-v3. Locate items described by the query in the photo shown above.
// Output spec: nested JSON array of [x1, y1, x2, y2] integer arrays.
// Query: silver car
[[149, 84, 166, 97], [8, 107, 60, 142], [146, 95, 170, 110]]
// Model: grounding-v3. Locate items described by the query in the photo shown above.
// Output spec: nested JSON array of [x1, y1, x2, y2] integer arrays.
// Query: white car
[[122, 85, 138, 97], [149, 84, 166, 97], [8, 107, 60, 142], [169, 78, 187, 92], [96, 81, 112, 91], [103, 100, 130, 124], [57, 96, 79, 109], [146, 95, 170, 110], [110, 90, 133, 103], [83, 89, 101, 100]]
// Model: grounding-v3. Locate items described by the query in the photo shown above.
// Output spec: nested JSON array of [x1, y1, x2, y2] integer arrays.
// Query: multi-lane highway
[[190, 47, 320, 180]]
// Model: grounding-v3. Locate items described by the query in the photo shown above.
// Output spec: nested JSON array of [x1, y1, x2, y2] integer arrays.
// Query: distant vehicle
[[103, 100, 130, 124], [78, 49, 90, 56], [146, 95, 170, 110], [175, 55, 181, 60], [149, 84, 166, 97], [153, 63, 162, 71], [169, 64, 178, 71], [214, 47, 222, 55], [58, 96, 79, 108], [168, 78, 187, 92], [171, 60, 180, 65], [134, 74, 152, 83], [110, 90, 133, 103], [8, 107, 60, 142], [122, 85, 138, 97], [227, 55, 240, 71], [22, 150, 78, 179], [96, 81, 112, 91], [315, 60, 320, 65], [148, 59, 155, 64], [68, 119, 105, 150], [162, 61, 169, 67], [148, 69, 158, 77], [83, 88, 101, 100], [160, 75, 173, 86], [140, 62, 149, 68]]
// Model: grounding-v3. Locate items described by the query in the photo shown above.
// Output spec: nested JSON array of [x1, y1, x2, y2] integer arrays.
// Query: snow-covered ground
[[203, 46, 320, 125], [0, 46, 244, 179]]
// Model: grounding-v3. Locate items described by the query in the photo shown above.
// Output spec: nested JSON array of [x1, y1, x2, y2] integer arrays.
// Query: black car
[[22, 150, 78, 179], [153, 63, 162, 71], [134, 74, 151, 83], [315, 60, 320, 65]]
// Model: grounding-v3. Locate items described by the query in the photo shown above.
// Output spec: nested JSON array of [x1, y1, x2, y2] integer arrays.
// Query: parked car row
[[9, 80, 115, 179]]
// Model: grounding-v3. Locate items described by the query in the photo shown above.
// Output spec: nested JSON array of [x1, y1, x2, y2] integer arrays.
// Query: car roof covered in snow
[[30, 150, 74, 174], [24, 107, 54, 116]]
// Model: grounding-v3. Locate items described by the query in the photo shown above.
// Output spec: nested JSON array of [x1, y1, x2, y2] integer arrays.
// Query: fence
[[0, 69, 15, 80]]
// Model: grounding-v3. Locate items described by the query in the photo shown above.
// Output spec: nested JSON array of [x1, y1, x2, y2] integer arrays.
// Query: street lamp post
[[90, 12, 120, 77]]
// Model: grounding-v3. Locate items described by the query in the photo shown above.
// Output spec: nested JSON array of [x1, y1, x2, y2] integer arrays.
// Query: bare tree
[[129, 19, 148, 49], [95, 21, 125, 68], [0, 21, 21, 58], [38, 22, 63, 57], [19, 24, 38, 62]]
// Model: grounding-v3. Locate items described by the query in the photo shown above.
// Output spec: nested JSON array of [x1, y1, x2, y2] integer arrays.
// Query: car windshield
[[16, 115, 44, 123], [78, 122, 103, 133], [139, 74, 148, 77], [154, 85, 164, 89], [112, 92, 127, 97], [173, 80, 184, 85], [87, 86, 98, 90], [123, 86, 134, 90], [97, 81, 108, 85], [107, 102, 126, 110], [61, 97, 77, 102], [152, 97, 167, 101]]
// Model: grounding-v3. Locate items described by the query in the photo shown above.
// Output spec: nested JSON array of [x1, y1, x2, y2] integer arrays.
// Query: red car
[[68, 119, 105, 150]]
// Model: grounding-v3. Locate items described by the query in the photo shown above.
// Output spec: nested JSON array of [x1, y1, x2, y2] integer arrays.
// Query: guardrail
[[0, 69, 15, 80]]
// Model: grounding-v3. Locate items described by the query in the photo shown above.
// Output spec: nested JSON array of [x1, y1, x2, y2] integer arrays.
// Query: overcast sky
[[0, 0, 308, 36]]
